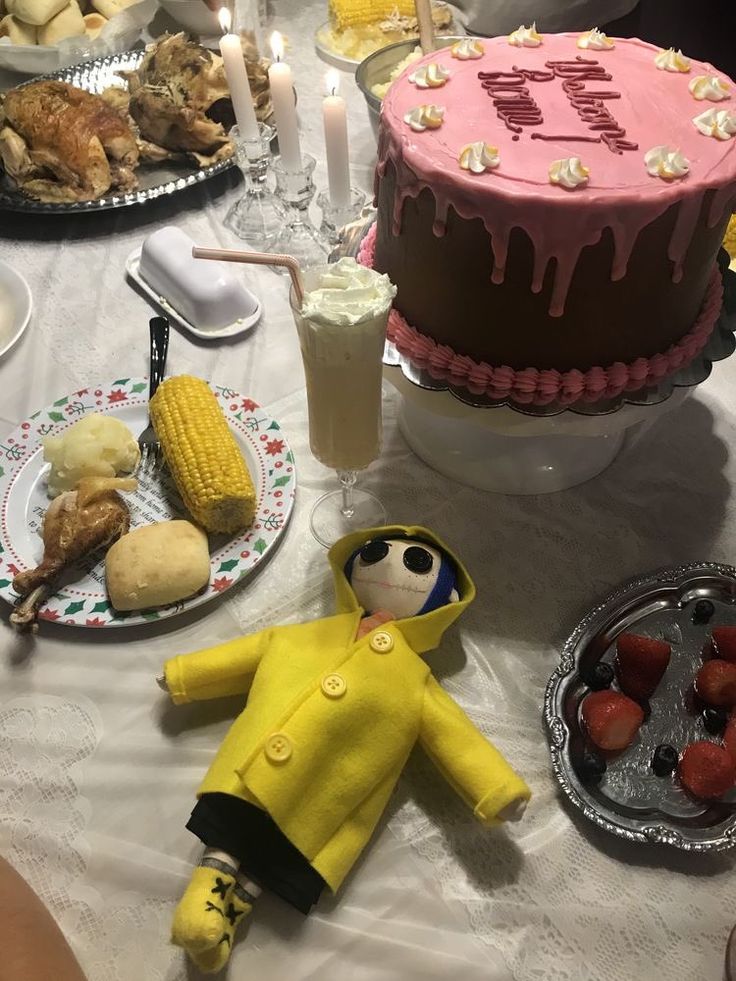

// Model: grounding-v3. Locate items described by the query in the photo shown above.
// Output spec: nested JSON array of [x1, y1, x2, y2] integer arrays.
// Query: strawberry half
[[678, 741, 735, 799], [615, 633, 671, 701], [724, 715, 736, 767], [711, 627, 736, 663], [581, 690, 644, 751], [695, 659, 736, 707]]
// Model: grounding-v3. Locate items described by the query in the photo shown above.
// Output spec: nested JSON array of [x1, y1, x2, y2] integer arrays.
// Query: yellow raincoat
[[164, 525, 531, 893]]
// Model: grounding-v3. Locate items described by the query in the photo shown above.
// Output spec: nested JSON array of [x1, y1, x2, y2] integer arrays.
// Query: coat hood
[[328, 525, 476, 653]]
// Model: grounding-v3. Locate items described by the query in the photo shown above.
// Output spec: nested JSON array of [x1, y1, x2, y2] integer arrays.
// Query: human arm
[[163, 628, 272, 704], [0, 856, 86, 981], [418, 675, 531, 824]]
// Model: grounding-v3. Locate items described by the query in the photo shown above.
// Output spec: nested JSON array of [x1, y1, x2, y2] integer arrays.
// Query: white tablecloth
[[2, 4, 736, 980]]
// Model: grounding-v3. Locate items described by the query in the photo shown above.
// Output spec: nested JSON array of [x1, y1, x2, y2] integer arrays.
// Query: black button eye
[[403, 546, 433, 574], [359, 541, 389, 565]]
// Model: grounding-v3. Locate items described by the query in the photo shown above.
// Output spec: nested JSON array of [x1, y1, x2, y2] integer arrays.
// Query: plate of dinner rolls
[[0, 0, 154, 73]]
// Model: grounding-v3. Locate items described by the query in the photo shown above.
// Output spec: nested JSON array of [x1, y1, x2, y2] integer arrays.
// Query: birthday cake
[[364, 31, 736, 405]]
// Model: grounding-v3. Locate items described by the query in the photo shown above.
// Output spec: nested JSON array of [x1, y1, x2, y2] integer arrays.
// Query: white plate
[[125, 251, 261, 341], [0, 378, 296, 627], [0, 261, 32, 359]]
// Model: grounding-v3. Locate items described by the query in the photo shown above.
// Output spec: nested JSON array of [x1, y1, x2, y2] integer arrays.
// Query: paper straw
[[414, 0, 435, 53], [192, 246, 305, 308]]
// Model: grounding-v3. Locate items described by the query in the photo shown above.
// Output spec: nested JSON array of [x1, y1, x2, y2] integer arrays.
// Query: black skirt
[[187, 793, 326, 915]]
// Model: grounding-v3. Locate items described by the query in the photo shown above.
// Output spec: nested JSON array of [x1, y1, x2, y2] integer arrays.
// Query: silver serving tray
[[338, 210, 736, 419], [544, 563, 736, 852], [0, 49, 235, 214]]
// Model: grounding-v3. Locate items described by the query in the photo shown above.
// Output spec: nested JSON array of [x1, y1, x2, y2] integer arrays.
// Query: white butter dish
[[126, 226, 261, 339]]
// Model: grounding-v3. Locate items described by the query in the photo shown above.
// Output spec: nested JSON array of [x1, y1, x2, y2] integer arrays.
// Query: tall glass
[[290, 263, 393, 546]]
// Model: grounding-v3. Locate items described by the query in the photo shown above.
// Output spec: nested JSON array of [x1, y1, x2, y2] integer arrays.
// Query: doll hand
[[497, 797, 528, 822], [156, 675, 169, 692]]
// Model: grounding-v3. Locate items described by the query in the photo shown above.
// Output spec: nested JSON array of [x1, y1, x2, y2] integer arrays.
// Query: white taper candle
[[268, 31, 302, 172], [218, 8, 259, 141], [322, 69, 351, 210]]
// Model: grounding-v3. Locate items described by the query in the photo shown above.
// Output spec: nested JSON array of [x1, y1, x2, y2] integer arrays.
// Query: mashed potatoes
[[43, 413, 140, 497], [370, 47, 423, 100]]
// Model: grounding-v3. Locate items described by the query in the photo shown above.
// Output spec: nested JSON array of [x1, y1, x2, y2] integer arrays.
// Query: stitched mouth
[[351, 575, 426, 593]]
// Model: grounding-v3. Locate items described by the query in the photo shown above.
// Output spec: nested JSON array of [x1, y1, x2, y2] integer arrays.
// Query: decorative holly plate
[[0, 378, 296, 627]]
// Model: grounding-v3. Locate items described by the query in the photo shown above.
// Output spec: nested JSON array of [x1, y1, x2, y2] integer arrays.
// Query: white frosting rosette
[[577, 28, 614, 51], [450, 38, 484, 60], [508, 23, 542, 47], [689, 75, 731, 101], [692, 107, 736, 140], [408, 63, 450, 89], [644, 145, 690, 180], [458, 142, 500, 174], [548, 157, 589, 189], [654, 47, 690, 72], [403, 104, 445, 132]]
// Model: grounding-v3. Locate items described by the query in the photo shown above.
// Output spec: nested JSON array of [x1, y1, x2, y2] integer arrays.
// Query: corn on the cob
[[149, 375, 256, 534], [330, 0, 416, 30], [724, 214, 736, 262]]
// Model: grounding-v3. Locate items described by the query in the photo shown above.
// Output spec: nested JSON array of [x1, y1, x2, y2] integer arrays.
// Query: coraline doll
[[161, 525, 530, 972]]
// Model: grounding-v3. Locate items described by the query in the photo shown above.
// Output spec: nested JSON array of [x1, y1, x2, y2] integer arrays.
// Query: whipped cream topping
[[548, 157, 589, 189], [577, 28, 614, 50], [692, 106, 736, 140], [409, 63, 450, 89], [644, 144, 690, 179], [508, 23, 542, 47], [403, 103, 445, 131], [688, 74, 731, 101], [654, 47, 690, 72], [458, 141, 500, 174], [450, 38, 484, 60], [301, 258, 396, 327]]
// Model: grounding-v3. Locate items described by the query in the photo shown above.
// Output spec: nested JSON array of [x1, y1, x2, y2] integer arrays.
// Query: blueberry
[[651, 744, 679, 776], [693, 600, 715, 625], [702, 707, 728, 735], [581, 661, 614, 691], [578, 749, 607, 782]]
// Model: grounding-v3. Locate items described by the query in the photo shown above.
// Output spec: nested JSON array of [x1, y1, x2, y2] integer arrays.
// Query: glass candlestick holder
[[225, 122, 282, 249], [271, 153, 329, 269], [317, 187, 368, 248]]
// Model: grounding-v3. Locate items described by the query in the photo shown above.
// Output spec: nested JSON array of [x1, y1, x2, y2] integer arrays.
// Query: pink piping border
[[359, 224, 724, 406]]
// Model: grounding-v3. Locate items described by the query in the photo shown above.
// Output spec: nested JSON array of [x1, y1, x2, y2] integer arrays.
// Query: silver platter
[[0, 49, 235, 214], [544, 563, 736, 853], [338, 211, 736, 420]]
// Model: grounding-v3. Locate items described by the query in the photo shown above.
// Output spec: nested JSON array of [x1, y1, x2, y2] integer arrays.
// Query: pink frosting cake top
[[379, 33, 736, 315]]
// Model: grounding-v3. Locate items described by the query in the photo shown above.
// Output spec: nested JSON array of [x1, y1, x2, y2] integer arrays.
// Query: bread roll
[[6, 0, 67, 27], [106, 520, 211, 611], [37, 0, 83, 41], [0, 12, 37, 42], [83, 10, 104, 36], [91, 0, 135, 18]]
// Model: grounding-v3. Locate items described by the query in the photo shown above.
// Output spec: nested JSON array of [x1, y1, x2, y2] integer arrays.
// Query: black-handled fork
[[137, 316, 170, 472]]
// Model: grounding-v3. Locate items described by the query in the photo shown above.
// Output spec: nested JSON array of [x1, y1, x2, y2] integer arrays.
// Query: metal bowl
[[355, 36, 462, 140], [545, 563, 736, 852]]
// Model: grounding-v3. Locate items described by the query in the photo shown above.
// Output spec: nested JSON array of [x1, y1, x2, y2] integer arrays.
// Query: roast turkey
[[0, 79, 139, 203]]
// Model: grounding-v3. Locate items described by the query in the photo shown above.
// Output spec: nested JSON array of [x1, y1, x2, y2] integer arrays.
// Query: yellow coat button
[[265, 732, 292, 763], [321, 673, 347, 698], [370, 630, 394, 653]]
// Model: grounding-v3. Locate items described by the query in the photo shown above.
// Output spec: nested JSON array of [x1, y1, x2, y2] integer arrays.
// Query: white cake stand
[[382, 259, 736, 494], [386, 364, 689, 494]]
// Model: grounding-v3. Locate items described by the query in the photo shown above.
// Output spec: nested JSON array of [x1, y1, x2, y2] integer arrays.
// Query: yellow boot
[[186, 881, 254, 974], [171, 864, 238, 953]]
